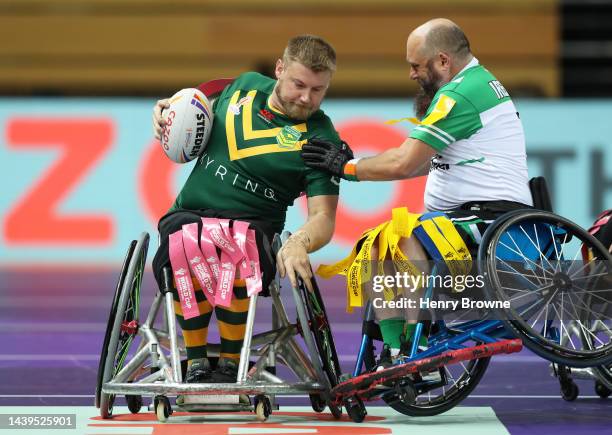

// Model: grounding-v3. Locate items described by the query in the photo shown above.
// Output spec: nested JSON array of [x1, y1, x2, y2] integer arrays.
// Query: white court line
[[0, 394, 602, 399]]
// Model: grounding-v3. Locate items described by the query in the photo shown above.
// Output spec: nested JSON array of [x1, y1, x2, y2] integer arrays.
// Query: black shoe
[[210, 358, 239, 383], [374, 344, 393, 372], [177, 358, 213, 407], [184, 358, 212, 383]]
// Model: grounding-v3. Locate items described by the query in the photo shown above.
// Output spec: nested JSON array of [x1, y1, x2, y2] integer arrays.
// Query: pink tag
[[204, 218, 244, 265], [182, 223, 216, 306], [168, 231, 200, 320], [232, 220, 253, 278], [200, 222, 222, 282], [215, 251, 236, 307], [245, 229, 263, 296]]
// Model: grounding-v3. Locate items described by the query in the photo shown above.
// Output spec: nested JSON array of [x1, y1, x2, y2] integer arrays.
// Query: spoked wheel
[[299, 277, 343, 419], [479, 210, 612, 368], [363, 332, 490, 417], [96, 233, 149, 418]]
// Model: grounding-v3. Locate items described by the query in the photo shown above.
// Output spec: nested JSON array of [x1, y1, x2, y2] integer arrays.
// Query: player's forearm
[[356, 148, 421, 181], [291, 211, 336, 253]]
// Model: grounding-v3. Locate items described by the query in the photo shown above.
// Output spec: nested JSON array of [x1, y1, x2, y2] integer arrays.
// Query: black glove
[[301, 138, 355, 179]]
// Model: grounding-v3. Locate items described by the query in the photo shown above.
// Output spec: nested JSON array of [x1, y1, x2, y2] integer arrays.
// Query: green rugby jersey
[[172, 72, 341, 232], [409, 58, 532, 211]]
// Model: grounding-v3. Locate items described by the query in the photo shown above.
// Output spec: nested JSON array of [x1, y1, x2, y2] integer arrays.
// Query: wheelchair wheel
[[479, 210, 612, 368], [300, 277, 343, 418], [593, 365, 612, 391], [96, 233, 149, 418], [363, 331, 490, 417]]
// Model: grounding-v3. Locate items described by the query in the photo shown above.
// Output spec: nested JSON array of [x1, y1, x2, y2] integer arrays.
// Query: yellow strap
[[376, 223, 397, 302], [347, 223, 386, 310], [431, 216, 471, 262], [421, 94, 456, 126], [384, 117, 420, 126], [392, 207, 421, 238], [419, 218, 472, 285]]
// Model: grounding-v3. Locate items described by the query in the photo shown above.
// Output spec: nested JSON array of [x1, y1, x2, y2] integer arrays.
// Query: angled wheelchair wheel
[[96, 233, 149, 418], [363, 334, 490, 417], [300, 277, 343, 418], [594, 365, 612, 391], [479, 210, 612, 368]]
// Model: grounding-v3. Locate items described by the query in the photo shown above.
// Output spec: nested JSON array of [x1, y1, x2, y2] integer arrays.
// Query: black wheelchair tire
[[594, 365, 612, 391], [96, 233, 149, 418], [300, 277, 343, 418], [479, 210, 612, 368], [95, 239, 135, 411]]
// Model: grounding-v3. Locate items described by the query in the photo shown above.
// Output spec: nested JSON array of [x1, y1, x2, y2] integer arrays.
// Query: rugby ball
[[160, 88, 214, 163]]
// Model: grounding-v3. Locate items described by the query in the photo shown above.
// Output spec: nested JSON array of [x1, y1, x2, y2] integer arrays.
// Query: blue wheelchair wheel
[[479, 210, 612, 368], [362, 332, 490, 416], [96, 233, 149, 418]]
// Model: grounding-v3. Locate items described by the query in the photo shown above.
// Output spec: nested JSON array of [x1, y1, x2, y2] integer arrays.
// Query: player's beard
[[274, 80, 317, 121], [414, 62, 445, 119]]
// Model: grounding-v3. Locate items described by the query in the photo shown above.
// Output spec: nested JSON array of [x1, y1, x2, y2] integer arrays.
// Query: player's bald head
[[408, 18, 471, 61]]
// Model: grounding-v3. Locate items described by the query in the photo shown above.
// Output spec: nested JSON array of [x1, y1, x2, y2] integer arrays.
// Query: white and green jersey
[[410, 58, 532, 211]]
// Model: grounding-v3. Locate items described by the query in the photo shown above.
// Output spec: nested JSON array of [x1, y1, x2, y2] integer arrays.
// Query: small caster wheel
[[343, 395, 366, 423], [126, 394, 142, 414], [395, 379, 416, 406], [254, 395, 272, 422], [328, 400, 342, 420], [595, 381, 611, 398], [309, 394, 326, 413], [154, 395, 172, 422], [561, 381, 579, 402]]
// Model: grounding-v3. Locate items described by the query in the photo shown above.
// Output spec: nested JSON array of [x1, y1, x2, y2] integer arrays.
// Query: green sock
[[404, 323, 428, 347], [379, 318, 405, 349]]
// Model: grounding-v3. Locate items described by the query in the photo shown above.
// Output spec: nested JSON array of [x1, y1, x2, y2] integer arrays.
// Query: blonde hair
[[282, 35, 336, 73]]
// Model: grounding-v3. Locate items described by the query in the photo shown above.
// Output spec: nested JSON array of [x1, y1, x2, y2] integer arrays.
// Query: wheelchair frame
[[341, 208, 612, 421], [97, 231, 342, 422]]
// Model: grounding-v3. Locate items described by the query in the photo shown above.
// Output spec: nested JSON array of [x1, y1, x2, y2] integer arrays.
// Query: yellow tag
[[421, 94, 456, 126], [391, 207, 420, 238], [385, 117, 421, 125], [419, 218, 472, 288]]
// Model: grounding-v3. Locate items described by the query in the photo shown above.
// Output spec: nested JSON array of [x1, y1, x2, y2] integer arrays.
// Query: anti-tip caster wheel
[[126, 394, 142, 414], [343, 395, 366, 423], [595, 381, 611, 399], [328, 400, 342, 419], [154, 395, 172, 422], [254, 395, 272, 422], [309, 394, 326, 412], [561, 381, 579, 402]]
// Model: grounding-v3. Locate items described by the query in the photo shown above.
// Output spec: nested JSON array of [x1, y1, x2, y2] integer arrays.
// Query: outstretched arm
[[301, 137, 436, 181], [353, 137, 436, 180], [276, 194, 338, 291]]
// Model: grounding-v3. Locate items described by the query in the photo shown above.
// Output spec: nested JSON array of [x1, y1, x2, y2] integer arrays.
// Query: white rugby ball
[[160, 88, 214, 163]]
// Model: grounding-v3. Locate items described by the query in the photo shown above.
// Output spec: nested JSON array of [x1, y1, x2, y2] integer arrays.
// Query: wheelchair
[[340, 178, 612, 422], [550, 208, 612, 401], [95, 230, 342, 422]]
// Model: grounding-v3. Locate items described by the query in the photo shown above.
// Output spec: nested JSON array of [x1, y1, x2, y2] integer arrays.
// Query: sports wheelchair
[[95, 231, 342, 422], [550, 209, 612, 401], [337, 178, 612, 422]]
